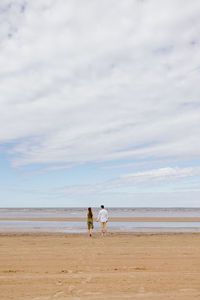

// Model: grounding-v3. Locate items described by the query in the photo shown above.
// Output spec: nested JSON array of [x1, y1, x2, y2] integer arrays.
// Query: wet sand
[[1, 232, 200, 299], [1, 217, 200, 222]]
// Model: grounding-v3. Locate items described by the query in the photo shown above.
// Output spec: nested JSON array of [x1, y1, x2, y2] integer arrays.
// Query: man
[[97, 205, 108, 236]]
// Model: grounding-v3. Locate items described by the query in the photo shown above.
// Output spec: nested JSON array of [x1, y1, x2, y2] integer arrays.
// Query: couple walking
[[87, 205, 108, 236]]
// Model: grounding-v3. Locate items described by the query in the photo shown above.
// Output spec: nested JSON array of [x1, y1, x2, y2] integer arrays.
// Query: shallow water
[[1, 208, 200, 233], [1, 207, 200, 218], [1, 220, 200, 233]]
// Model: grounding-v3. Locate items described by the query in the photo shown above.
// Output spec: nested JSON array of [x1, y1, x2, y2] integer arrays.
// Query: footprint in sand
[[137, 287, 145, 294], [68, 284, 75, 293], [4, 270, 17, 273], [56, 280, 63, 286], [179, 289, 198, 294], [134, 267, 146, 271], [84, 292, 102, 296], [81, 274, 92, 284], [85, 275, 92, 283], [60, 269, 71, 274], [35, 297, 53, 300], [53, 291, 64, 298]]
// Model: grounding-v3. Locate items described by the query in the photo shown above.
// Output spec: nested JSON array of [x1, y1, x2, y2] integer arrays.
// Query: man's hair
[[101, 205, 104, 209]]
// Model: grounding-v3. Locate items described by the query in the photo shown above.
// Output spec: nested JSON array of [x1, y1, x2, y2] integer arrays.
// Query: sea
[[0, 207, 200, 233]]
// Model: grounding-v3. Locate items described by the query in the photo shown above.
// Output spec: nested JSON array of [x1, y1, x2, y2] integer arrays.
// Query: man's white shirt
[[97, 209, 108, 222]]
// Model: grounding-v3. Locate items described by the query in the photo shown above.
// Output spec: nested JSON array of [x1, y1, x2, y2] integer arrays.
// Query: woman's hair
[[88, 207, 93, 217]]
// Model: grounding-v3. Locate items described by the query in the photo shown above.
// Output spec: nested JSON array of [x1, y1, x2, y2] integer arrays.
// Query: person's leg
[[102, 222, 106, 234], [103, 222, 107, 234], [101, 222, 106, 236], [88, 223, 92, 236], [88, 223, 91, 236], [101, 222, 104, 236]]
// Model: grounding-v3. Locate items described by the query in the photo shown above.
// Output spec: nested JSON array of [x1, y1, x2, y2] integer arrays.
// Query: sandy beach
[[1, 232, 200, 300]]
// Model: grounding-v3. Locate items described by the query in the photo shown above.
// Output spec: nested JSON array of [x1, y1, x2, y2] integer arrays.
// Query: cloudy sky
[[0, 0, 200, 207]]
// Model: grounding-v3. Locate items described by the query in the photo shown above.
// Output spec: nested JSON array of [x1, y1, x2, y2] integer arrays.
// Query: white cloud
[[111, 166, 200, 185], [0, 0, 200, 169], [32, 166, 200, 199]]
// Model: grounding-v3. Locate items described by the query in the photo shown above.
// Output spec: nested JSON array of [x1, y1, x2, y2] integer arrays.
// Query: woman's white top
[[97, 209, 108, 222]]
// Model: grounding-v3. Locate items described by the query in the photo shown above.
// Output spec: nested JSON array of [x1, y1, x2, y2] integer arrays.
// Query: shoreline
[[1, 216, 200, 222], [1, 231, 200, 237]]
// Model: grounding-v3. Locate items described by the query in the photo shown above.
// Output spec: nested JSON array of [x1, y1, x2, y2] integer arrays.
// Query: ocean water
[[1, 207, 200, 218], [0, 207, 200, 233]]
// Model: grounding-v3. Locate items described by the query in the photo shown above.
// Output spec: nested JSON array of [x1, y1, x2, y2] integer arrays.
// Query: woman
[[87, 207, 94, 237]]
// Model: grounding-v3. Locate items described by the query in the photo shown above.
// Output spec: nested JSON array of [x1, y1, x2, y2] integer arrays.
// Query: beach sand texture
[[1, 233, 200, 300]]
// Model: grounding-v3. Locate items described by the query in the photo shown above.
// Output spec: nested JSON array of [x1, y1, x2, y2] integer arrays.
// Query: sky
[[0, 0, 200, 207]]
